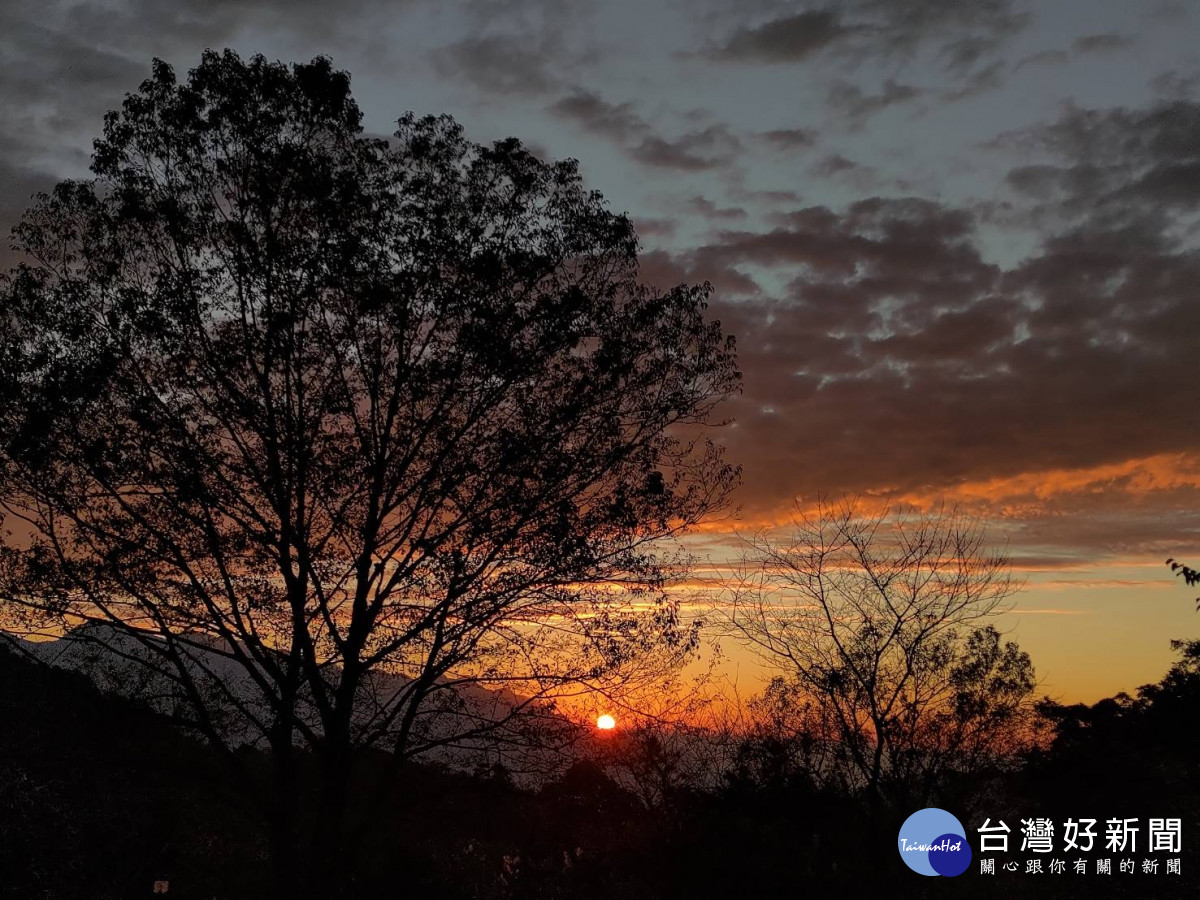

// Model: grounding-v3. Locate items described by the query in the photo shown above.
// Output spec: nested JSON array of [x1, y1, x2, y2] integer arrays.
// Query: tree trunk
[[304, 732, 355, 899], [269, 802, 301, 900], [267, 736, 304, 900]]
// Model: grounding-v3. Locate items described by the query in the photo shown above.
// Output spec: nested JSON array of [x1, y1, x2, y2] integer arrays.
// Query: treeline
[[3, 641, 1197, 900]]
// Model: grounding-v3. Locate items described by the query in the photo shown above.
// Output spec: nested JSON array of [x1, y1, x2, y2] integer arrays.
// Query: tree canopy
[[0, 49, 739, 897], [722, 502, 1035, 809]]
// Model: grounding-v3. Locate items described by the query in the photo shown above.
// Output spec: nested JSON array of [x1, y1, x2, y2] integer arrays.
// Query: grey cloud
[[1150, 70, 1200, 99], [632, 218, 678, 240], [997, 494, 1200, 563], [811, 153, 867, 178], [677, 186, 1200, 523], [803, 153, 910, 193], [759, 128, 820, 151], [549, 89, 742, 171], [638, 248, 761, 298], [1014, 31, 1136, 71], [431, 0, 594, 96], [549, 90, 643, 142], [737, 188, 806, 205], [1072, 33, 1135, 54], [1015, 49, 1071, 69], [706, 0, 1029, 75], [629, 126, 743, 172], [433, 35, 560, 95], [827, 78, 922, 124], [942, 60, 1005, 101], [709, 10, 850, 63], [681, 196, 747, 220], [993, 100, 1200, 229]]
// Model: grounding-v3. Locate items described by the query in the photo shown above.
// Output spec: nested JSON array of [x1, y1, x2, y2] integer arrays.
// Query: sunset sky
[[3, 0, 1199, 703]]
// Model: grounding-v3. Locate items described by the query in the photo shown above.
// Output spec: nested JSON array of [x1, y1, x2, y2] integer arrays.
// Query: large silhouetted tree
[[0, 50, 738, 897]]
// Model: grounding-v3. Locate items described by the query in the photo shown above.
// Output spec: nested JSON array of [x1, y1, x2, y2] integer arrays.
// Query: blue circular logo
[[897, 808, 972, 876]]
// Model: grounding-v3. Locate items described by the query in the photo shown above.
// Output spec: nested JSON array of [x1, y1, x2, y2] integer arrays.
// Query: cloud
[[708, 9, 850, 63], [638, 248, 761, 299], [1071, 32, 1135, 54], [1014, 49, 1071, 70], [1039, 581, 1171, 591], [827, 78, 923, 124], [673, 175, 1200, 547], [549, 89, 743, 171], [992, 99, 1200, 228], [680, 196, 748, 220], [812, 153, 862, 176], [759, 128, 820, 151], [630, 125, 744, 171], [942, 60, 1005, 101], [1014, 31, 1136, 71], [733, 187, 806, 206], [808, 153, 889, 191], [430, 0, 594, 96], [705, 0, 1030, 73], [433, 35, 560, 95], [699, 0, 1029, 113], [1150, 70, 1200, 99], [632, 217, 678, 240], [548, 89, 643, 142]]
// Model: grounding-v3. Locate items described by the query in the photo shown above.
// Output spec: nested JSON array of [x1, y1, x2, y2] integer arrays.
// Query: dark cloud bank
[[642, 98, 1200, 557]]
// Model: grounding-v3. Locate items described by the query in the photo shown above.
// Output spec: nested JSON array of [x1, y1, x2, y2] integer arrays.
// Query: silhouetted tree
[[723, 501, 1035, 809], [1028, 637, 1200, 824], [0, 50, 738, 898]]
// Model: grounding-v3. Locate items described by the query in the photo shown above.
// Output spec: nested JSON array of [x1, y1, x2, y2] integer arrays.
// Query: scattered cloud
[[942, 60, 1006, 101], [549, 89, 743, 171], [433, 35, 560, 95], [431, 0, 594, 96], [632, 217, 678, 240], [812, 153, 863, 176], [679, 177, 1200, 537], [1014, 49, 1070, 70], [707, 10, 851, 63], [1149, 69, 1200, 99], [680, 195, 748, 220], [630, 125, 744, 171], [759, 128, 820, 151], [1072, 32, 1136, 54], [992, 99, 1200, 229], [704, 0, 1030, 74], [1015, 31, 1137, 71], [549, 89, 643, 142], [638, 247, 762, 298], [827, 78, 923, 125]]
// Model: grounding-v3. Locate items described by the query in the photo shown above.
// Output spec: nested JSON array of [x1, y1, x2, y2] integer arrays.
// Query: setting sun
[[596, 714, 616, 731]]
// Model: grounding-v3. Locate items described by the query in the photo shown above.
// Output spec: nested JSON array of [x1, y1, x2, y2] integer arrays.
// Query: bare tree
[[0, 51, 739, 897], [722, 501, 1035, 808]]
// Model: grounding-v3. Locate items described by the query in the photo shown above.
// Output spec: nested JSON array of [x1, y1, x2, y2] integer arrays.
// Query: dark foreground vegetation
[[4, 641, 1197, 900]]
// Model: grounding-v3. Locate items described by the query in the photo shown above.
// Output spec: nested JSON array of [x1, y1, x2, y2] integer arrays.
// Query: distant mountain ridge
[[4, 624, 579, 778]]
